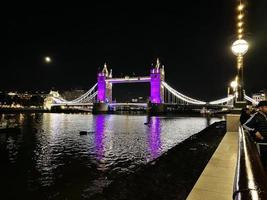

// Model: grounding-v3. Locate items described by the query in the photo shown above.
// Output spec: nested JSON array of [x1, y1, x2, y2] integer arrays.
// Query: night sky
[[5, 2, 267, 101]]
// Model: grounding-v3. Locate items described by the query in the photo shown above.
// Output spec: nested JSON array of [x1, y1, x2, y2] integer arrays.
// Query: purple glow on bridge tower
[[150, 58, 165, 103], [96, 60, 164, 105], [96, 63, 112, 103], [97, 72, 106, 102], [150, 69, 161, 103]]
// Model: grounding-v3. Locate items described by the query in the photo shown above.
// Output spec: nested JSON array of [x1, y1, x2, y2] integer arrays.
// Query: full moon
[[45, 56, 52, 63]]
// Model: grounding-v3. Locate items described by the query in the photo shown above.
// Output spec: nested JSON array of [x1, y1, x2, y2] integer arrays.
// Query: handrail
[[233, 126, 267, 199]]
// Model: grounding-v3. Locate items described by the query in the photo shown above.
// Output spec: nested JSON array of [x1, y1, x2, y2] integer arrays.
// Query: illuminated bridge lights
[[48, 57, 256, 108]]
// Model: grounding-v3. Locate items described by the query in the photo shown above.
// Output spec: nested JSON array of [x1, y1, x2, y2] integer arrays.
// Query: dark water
[[0, 113, 223, 199]]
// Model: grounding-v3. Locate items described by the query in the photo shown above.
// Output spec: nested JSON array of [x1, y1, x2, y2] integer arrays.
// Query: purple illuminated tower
[[97, 72, 106, 102], [150, 58, 165, 103], [97, 64, 112, 103]]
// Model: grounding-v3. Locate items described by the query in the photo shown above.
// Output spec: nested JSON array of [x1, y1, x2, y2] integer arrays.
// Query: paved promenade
[[187, 115, 239, 200]]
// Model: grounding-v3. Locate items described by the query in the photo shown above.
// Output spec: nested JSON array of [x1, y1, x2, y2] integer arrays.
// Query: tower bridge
[[46, 58, 256, 114]]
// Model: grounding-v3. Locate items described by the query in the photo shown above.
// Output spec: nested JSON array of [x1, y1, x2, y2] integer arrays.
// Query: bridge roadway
[[51, 102, 147, 107], [51, 102, 232, 110]]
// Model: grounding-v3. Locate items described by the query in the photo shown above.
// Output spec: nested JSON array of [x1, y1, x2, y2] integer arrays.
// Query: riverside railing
[[233, 126, 267, 199]]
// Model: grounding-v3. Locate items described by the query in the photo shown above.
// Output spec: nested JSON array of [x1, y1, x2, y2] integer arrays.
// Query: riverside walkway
[[187, 115, 239, 200]]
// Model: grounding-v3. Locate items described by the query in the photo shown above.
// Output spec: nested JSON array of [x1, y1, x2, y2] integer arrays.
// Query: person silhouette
[[240, 107, 251, 125]]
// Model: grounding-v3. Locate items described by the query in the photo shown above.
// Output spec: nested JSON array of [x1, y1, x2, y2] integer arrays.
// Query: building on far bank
[[131, 96, 147, 103], [252, 90, 266, 103], [44, 91, 61, 110]]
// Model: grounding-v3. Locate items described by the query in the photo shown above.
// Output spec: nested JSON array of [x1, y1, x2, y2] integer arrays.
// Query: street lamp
[[231, 39, 249, 56], [231, 39, 249, 101]]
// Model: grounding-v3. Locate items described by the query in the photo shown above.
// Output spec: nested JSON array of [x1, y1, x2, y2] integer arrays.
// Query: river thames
[[0, 113, 223, 199]]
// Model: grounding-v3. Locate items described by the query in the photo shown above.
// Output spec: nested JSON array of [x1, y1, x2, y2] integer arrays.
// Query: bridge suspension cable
[[68, 83, 98, 103], [80, 91, 97, 103], [208, 95, 235, 105], [51, 83, 98, 105], [244, 94, 258, 105], [162, 81, 206, 105]]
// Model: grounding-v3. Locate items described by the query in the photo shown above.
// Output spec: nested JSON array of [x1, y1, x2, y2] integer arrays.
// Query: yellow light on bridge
[[238, 28, 243, 33], [238, 22, 243, 27]]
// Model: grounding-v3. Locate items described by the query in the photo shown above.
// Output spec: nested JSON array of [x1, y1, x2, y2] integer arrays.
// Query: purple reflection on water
[[148, 117, 161, 160], [94, 115, 105, 161]]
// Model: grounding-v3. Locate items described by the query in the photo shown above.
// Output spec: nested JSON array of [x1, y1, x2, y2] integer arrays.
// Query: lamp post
[[231, 39, 249, 101]]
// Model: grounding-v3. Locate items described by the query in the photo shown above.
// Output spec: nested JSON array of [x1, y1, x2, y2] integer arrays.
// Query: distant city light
[[45, 57, 52, 63], [8, 92, 17, 96]]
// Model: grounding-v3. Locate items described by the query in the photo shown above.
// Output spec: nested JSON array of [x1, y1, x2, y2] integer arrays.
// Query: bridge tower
[[148, 58, 166, 114], [150, 58, 165, 103], [96, 63, 112, 103], [94, 63, 112, 113]]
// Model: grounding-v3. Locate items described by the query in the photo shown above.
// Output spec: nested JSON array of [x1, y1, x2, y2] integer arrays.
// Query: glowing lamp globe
[[230, 81, 238, 89], [231, 39, 249, 56]]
